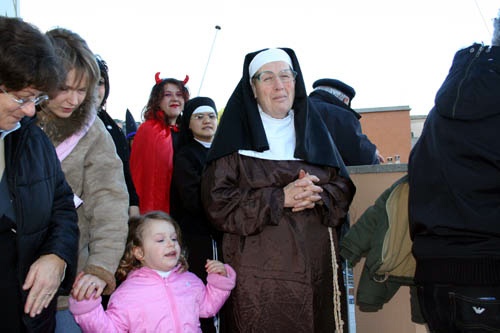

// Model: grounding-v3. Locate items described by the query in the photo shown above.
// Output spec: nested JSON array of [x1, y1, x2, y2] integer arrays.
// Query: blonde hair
[[40, 28, 101, 143], [116, 211, 189, 282], [46, 28, 99, 102]]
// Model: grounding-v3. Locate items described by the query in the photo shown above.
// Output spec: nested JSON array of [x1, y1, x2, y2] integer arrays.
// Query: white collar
[[238, 106, 301, 161], [154, 269, 172, 278], [194, 138, 212, 148]]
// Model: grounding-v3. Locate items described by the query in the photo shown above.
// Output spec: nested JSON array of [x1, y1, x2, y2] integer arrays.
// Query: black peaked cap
[[313, 78, 356, 101]]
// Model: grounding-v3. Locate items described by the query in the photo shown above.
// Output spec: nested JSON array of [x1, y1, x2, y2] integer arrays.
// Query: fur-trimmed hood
[[37, 94, 97, 146]]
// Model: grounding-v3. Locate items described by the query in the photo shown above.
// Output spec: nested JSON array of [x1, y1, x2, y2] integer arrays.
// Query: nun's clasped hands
[[284, 169, 323, 212]]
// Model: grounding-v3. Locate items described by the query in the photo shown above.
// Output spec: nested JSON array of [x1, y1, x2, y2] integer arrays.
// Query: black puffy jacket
[[4, 116, 79, 331], [409, 44, 500, 285]]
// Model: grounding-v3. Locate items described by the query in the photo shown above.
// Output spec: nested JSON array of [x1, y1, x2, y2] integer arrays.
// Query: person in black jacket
[[170, 97, 222, 333], [409, 14, 500, 332], [0, 16, 79, 332], [96, 57, 140, 217], [309, 78, 383, 166]]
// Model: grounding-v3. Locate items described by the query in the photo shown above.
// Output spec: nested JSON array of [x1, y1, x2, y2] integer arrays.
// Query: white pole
[[198, 25, 221, 96]]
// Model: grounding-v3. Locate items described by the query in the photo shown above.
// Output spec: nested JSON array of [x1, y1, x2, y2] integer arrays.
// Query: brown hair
[[142, 78, 189, 123], [0, 17, 63, 93], [115, 211, 189, 282]]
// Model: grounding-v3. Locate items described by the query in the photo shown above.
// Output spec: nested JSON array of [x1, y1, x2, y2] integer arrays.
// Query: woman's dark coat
[[3, 116, 79, 332]]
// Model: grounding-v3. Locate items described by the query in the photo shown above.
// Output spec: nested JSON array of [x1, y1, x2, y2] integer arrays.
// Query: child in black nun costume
[[170, 96, 223, 333], [201, 47, 355, 333]]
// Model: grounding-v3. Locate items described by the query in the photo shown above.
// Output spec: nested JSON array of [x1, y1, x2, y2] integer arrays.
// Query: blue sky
[[21, 0, 499, 121]]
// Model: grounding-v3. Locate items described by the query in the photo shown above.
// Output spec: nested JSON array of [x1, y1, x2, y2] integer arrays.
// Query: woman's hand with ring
[[22, 254, 65, 317], [71, 272, 107, 301]]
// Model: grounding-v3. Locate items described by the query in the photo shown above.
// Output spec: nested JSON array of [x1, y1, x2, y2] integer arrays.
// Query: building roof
[[410, 115, 427, 120], [355, 105, 411, 113]]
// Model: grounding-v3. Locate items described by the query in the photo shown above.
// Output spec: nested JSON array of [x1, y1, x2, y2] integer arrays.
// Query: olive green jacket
[[340, 175, 424, 323]]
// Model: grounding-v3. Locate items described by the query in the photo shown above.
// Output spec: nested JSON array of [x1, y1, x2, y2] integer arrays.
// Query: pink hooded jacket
[[69, 265, 236, 332]]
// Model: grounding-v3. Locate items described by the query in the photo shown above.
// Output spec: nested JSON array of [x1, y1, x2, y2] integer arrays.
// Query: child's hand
[[205, 260, 227, 277]]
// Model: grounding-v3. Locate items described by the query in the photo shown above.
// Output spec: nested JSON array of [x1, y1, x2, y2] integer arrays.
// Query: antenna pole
[[198, 25, 221, 96]]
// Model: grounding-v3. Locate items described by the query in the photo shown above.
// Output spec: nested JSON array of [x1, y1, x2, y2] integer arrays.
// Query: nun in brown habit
[[201, 48, 355, 332]]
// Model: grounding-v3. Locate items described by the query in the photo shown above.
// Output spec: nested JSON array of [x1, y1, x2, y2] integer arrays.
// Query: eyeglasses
[[0, 88, 48, 108], [253, 69, 297, 86], [191, 113, 217, 121]]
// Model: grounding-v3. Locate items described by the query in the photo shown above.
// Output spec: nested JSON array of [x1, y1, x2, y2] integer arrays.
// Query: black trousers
[[418, 283, 500, 332], [0, 224, 24, 332], [0, 283, 24, 332], [0, 225, 56, 333]]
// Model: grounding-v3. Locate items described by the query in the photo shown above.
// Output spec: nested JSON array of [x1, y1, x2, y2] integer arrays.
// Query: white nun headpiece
[[248, 48, 293, 80]]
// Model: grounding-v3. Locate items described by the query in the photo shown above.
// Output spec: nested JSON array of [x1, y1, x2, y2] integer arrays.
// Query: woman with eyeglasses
[[37, 28, 129, 333], [129, 73, 189, 214], [0, 17, 79, 332], [201, 48, 355, 332]]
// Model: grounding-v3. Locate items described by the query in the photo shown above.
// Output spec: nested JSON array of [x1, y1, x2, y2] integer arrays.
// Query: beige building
[[410, 115, 427, 147]]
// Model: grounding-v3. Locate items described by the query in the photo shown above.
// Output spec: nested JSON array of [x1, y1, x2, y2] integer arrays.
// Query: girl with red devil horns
[[130, 73, 190, 214]]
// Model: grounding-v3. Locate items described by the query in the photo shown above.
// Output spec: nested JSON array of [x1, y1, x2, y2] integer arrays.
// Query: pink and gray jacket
[[69, 265, 236, 332]]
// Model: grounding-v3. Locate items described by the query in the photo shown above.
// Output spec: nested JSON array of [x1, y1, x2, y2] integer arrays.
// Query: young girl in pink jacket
[[69, 211, 236, 332]]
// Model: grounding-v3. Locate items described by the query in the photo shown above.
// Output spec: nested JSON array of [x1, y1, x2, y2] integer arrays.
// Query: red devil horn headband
[[154, 73, 189, 86], [155, 72, 162, 84]]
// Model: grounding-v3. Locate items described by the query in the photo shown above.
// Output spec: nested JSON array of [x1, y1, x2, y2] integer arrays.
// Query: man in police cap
[[309, 78, 383, 166]]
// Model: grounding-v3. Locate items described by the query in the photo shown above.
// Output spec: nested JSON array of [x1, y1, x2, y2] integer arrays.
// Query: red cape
[[130, 112, 177, 214]]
